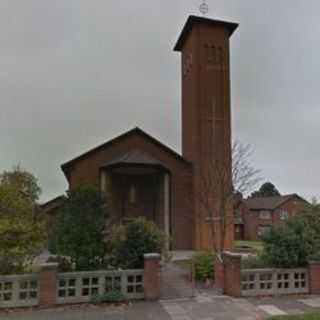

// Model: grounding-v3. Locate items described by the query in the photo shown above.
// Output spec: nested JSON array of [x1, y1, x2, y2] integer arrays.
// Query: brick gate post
[[39, 263, 58, 307], [309, 261, 320, 294], [214, 254, 225, 292], [144, 253, 161, 301], [223, 252, 242, 297]]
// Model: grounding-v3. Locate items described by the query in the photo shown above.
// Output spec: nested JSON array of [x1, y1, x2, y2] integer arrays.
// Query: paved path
[[249, 295, 320, 318], [0, 295, 261, 320], [160, 263, 194, 300], [161, 293, 261, 320], [2, 294, 320, 319], [0, 302, 171, 320]]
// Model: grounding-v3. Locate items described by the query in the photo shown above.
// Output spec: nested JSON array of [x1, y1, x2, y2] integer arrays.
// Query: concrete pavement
[[2, 294, 320, 319]]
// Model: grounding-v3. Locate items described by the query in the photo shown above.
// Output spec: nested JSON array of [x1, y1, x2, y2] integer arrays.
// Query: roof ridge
[[61, 127, 191, 175]]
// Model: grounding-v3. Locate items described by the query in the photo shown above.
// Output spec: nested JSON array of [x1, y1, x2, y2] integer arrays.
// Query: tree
[[193, 158, 234, 260], [232, 141, 262, 196], [261, 203, 319, 267], [0, 183, 45, 274], [0, 165, 42, 203], [194, 141, 260, 263], [250, 182, 281, 198], [53, 185, 107, 271]]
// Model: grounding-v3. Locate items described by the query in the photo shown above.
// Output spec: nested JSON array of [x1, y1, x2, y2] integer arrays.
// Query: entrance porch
[[100, 151, 171, 244]]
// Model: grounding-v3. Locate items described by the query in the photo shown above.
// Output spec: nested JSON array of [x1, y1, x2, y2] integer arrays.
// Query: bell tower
[[174, 16, 238, 250]]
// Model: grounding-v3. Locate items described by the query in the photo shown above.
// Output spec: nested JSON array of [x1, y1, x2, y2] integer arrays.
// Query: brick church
[[45, 16, 239, 251]]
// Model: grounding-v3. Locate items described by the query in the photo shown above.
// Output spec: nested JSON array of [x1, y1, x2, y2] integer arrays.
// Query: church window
[[128, 185, 137, 204]]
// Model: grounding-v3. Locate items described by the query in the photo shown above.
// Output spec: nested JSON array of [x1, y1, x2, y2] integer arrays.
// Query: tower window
[[128, 185, 137, 204]]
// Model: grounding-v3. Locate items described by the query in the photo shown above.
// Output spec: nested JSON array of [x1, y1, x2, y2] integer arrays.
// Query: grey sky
[[0, 0, 319, 202]]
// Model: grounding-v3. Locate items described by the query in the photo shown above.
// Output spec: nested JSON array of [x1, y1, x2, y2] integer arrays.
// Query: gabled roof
[[174, 15, 239, 51], [101, 150, 163, 168], [61, 127, 191, 175], [40, 195, 65, 214], [244, 194, 307, 211]]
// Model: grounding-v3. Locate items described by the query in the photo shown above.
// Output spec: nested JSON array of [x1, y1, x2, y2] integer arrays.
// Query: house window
[[128, 185, 137, 204], [280, 210, 289, 220], [234, 209, 241, 219], [259, 210, 271, 220], [257, 225, 271, 238]]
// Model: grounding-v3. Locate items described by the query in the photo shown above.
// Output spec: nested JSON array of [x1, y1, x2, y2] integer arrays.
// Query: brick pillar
[[223, 252, 242, 297], [214, 255, 225, 293], [39, 263, 58, 307], [144, 253, 161, 301], [309, 261, 320, 294]]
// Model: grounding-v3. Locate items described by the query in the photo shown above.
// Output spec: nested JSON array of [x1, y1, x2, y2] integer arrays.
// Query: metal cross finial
[[199, 0, 209, 15]]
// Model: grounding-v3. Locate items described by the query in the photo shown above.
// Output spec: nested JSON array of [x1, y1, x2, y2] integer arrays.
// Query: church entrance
[[100, 155, 171, 245]]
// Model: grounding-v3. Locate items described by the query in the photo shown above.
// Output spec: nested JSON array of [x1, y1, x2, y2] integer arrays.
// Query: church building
[[46, 16, 239, 251]]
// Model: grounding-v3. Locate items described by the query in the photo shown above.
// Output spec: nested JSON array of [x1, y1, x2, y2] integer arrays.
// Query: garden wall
[[221, 252, 320, 298], [0, 253, 160, 309], [241, 268, 309, 296]]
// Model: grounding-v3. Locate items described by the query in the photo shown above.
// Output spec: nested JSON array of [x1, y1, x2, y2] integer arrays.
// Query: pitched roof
[[61, 127, 191, 175], [101, 150, 164, 168], [40, 195, 65, 213], [174, 15, 239, 51], [244, 194, 306, 211]]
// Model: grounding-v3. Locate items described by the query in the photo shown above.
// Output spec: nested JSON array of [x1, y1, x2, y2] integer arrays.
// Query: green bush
[[192, 251, 215, 281], [91, 291, 127, 304], [109, 218, 166, 269], [241, 255, 270, 269], [261, 204, 320, 268], [47, 256, 73, 272], [261, 223, 309, 268], [53, 185, 108, 271]]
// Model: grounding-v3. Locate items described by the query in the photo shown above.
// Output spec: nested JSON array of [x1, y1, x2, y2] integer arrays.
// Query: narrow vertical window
[[129, 185, 136, 204]]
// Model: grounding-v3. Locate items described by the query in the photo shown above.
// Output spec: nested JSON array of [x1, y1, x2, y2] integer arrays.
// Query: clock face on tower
[[183, 52, 193, 77]]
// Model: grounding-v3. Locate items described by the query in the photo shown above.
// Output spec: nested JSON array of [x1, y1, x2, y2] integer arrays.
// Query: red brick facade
[[62, 129, 194, 250], [234, 194, 307, 241], [46, 16, 239, 251], [175, 17, 238, 250]]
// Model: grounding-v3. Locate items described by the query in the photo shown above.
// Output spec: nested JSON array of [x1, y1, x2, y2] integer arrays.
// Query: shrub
[[261, 223, 309, 268], [192, 251, 215, 281], [261, 204, 320, 268], [241, 255, 270, 269], [109, 218, 166, 269], [91, 291, 127, 304], [47, 256, 73, 272], [53, 185, 108, 271]]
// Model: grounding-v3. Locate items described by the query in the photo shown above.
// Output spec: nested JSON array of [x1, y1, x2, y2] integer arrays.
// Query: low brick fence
[[241, 268, 309, 297], [219, 252, 320, 298], [0, 253, 160, 309], [0, 274, 39, 308]]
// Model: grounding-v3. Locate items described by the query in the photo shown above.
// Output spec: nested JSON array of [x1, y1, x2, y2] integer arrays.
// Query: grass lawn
[[235, 240, 264, 253], [268, 314, 320, 319]]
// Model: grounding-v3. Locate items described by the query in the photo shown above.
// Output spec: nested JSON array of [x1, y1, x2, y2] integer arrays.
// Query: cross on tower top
[[199, 0, 209, 16]]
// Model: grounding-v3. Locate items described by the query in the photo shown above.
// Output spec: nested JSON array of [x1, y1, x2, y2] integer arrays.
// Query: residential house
[[234, 194, 308, 241]]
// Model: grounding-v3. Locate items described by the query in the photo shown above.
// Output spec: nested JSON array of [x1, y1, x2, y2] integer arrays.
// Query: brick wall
[[64, 132, 194, 250], [237, 197, 307, 241], [309, 261, 320, 294]]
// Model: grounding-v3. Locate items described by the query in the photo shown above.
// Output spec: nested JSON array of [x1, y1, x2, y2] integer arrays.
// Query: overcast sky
[[1, 0, 320, 202]]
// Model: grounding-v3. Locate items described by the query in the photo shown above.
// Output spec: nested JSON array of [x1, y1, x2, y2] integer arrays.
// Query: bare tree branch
[[232, 141, 262, 196]]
